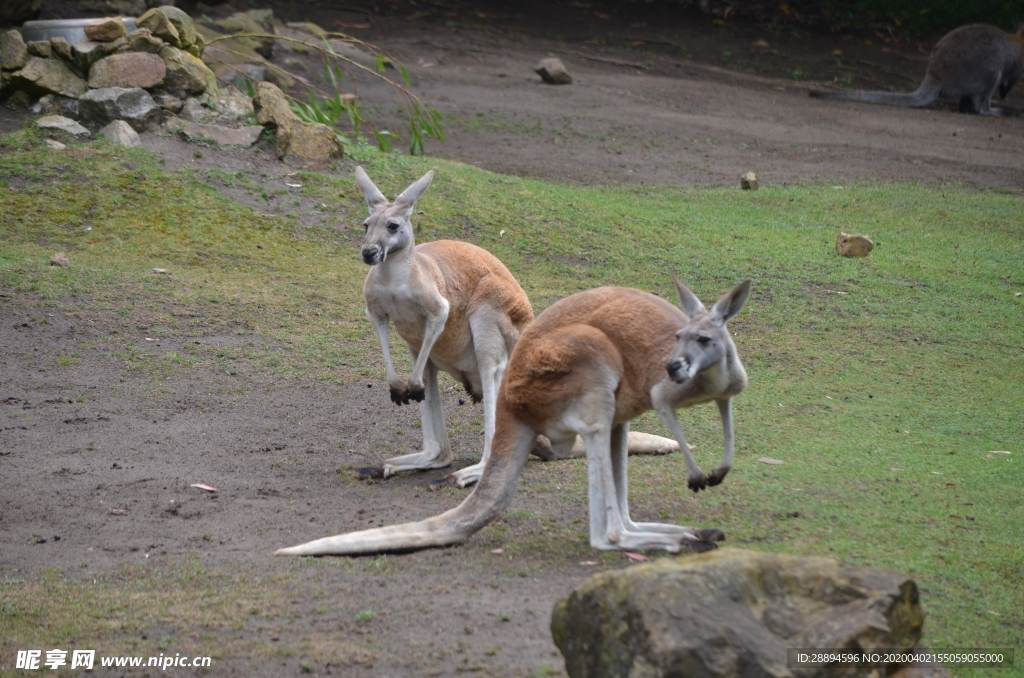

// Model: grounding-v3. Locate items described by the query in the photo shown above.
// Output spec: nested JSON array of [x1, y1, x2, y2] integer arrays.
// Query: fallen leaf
[[1015, 292, 1022, 298], [336, 21, 370, 29], [421, 62, 434, 67], [489, 548, 504, 555], [579, 560, 599, 566], [285, 183, 302, 188], [949, 514, 963, 520], [945, 483, 955, 487], [145, 337, 155, 342], [753, 39, 770, 48], [931, 471, 941, 475], [990, 450, 1011, 454], [831, 49, 842, 55], [758, 457, 785, 465], [190, 483, 218, 492], [152, 268, 168, 274], [626, 552, 647, 561], [594, 12, 610, 19], [631, 40, 645, 46], [499, 230, 506, 237]]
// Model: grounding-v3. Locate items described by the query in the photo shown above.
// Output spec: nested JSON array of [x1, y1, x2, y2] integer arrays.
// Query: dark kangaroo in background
[[810, 24, 1024, 115]]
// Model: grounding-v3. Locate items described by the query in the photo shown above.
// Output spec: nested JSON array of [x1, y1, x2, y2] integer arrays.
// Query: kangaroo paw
[[707, 468, 729, 486], [696, 528, 725, 542], [427, 474, 463, 492], [408, 386, 426, 402], [687, 475, 709, 493], [681, 539, 719, 553], [389, 386, 410, 405], [353, 465, 385, 481]]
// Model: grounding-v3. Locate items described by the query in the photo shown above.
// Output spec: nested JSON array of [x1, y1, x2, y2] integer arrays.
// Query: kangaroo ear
[[709, 279, 751, 326], [355, 166, 388, 213], [672, 274, 706, 318], [393, 170, 434, 217]]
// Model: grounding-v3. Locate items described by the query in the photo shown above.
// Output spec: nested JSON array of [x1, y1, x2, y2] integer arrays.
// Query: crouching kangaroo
[[351, 167, 678, 490], [810, 24, 1024, 115], [277, 278, 750, 557]]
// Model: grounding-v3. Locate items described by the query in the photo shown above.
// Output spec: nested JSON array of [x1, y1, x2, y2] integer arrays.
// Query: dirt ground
[[3, 1, 1024, 676]]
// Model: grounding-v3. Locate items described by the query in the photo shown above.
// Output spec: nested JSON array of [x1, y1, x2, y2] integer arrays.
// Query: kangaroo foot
[[353, 465, 385, 481], [389, 382, 427, 405], [427, 474, 463, 492], [695, 528, 725, 542], [680, 539, 719, 553]]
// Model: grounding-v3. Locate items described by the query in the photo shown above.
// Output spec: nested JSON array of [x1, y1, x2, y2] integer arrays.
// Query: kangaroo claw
[[353, 465, 385, 481]]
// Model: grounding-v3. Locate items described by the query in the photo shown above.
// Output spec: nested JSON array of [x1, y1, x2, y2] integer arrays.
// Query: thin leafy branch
[[203, 32, 445, 154]]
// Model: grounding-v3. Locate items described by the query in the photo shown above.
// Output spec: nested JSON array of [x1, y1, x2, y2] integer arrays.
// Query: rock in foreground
[[552, 548, 924, 678], [836, 232, 875, 258], [253, 81, 342, 169], [535, 57, 572, 85]]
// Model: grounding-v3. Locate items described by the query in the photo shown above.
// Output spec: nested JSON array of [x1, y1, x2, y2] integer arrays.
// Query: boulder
[[536, 57, 572, 85], [50, 252, 70, 267], [836, 232, 874, 258], [113, 28, 165, 55], [99, 119, 141, 146], [160, 6, 200, 53], [162, 114, 187, 133], [178, 97, 206, 122], [182, 122, 262, 146], [159, 45, 218, 98], [37, 115, 90, 135], [0, 0, 42, 26], [89, 53, 166, 89], [552, 548, 925, 678], [214, 10, 275, 59], [136, 7, 180, 47], [71, 40, 107, 73], [1, 31, 29, 72], [49, 37, 74, 64], [741, 171, 758, 190], [8, 57, 88, 98], [79, 87, 162, 132], [253, 81, 342, 168], [210, 85, 254, 119], [27, 41, 52, 58], [85, 18, 128, 43]]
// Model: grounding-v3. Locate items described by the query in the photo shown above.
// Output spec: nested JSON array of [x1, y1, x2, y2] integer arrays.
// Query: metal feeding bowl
[[20, 18, 138, 45]]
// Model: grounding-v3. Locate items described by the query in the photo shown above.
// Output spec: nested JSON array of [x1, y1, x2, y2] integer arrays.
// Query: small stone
[[160, 6, 201, 52], [740, 171, 758, 190], [88, 53, 167, 89], [37, 115, 90, 136], [535, 57, 572, 85], [44, 139, 67, 150], [99, 119, 142, 147], [49, 37, 74, 63], [33, 94, 80, 118], [85, 17, 129, 43], [152, 268, 169, 274], [183, 122, 262, 146], [71, 39, 107, 72], [209, 85, 253, 119], [50, 252, 70, 267], [1, 30, 29, 71], [79, 87, 162, 132], [178, 97, 207, 122], [6, 90, 32, 108], [836, 231, 874, 257], [27, 41, 52, 58], [136, 8, 180, 47], [162, 115, 187, 133], [113, 28, 164, 55], [152, 92, 182, 113], [159, 45, 218, 98]]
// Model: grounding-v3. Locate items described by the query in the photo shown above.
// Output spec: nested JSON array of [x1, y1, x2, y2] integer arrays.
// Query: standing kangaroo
[[277, 279, 750, 557], [810, 24, 1024, 115], [352, 167, 677, 490]]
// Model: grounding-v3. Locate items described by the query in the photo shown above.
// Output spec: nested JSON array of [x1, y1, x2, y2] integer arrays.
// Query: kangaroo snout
[[362, 245, 384, 265], [666, 358, 689, 382]]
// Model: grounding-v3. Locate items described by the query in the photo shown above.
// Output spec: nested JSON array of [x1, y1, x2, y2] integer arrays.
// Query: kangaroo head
[[666, 277, 750, 383], [355, 166, 433, 266]]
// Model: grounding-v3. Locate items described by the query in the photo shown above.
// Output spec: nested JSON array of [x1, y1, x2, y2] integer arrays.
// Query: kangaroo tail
[[275, 412, 536, 557], [809, 77, 941, 108]]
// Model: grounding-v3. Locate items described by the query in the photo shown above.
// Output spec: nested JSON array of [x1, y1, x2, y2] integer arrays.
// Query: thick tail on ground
[[275, 417, 535, 557], [809, 79, 940, 108]]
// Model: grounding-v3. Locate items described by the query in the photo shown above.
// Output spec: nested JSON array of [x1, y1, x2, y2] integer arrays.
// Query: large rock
[[32, 93, 80, 118], [836, 232, 875, 258], [1, 31, 29, 72], [159, 45, 217, 98], [253, 81, 342, 168], [210, 85, 253, 119], [79, 87, 162, 132], [88, 53, 166, 89], [182, 122, 262, 146], [214, 10, 275, 59], [85, 18, 128, 43], [99, 119, 141, 146], [49, 37, 74, 64], [7, 57, 88, 98], [136, 7, 180, 47], [37, 115, 90, 135], [161, 6, 200, 53], [27, 41, 52, 58], [552, 548, 925, 678]]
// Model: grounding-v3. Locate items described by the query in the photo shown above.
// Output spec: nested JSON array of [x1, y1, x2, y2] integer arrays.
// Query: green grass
[[0, 125, 1022, 673]]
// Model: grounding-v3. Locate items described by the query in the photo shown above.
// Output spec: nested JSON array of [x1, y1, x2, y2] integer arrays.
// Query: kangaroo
[[810, 24, 1024, 115], [352, 167, 678, 490], [277, 278, 750, 557]]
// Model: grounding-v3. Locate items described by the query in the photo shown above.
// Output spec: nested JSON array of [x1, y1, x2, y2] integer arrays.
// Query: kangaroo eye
[[697, 336, 712, 344], [387, 222, 400, 231]]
